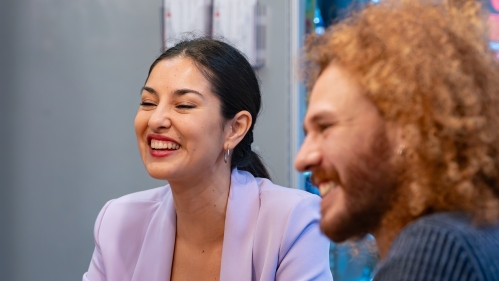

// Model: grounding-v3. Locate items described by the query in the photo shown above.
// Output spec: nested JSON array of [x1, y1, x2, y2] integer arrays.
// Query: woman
[[83, 38, 333, 281]]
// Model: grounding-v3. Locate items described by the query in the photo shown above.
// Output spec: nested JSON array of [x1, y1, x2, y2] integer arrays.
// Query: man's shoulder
[[392, 211, 499, 257], [375, 212, 499, 280], [402, 212, 499, 243]]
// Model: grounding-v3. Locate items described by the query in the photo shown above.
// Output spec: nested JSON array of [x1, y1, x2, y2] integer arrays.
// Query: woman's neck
[[169, 166, 232, 246]]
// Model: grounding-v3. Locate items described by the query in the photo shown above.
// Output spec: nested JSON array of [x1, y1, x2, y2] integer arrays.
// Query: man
[[295, 0, 499, 280]]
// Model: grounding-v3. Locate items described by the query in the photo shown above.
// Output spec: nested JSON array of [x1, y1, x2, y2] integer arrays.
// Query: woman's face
[[135, 57, 228, 182]]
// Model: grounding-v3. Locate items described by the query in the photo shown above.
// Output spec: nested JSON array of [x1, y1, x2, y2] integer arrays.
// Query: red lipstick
[[147, 134, 181, 158]]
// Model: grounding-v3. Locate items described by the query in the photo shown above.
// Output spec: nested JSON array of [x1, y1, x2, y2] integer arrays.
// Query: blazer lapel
[[220, 169, 260, 281], [131, 188, 176, 281]]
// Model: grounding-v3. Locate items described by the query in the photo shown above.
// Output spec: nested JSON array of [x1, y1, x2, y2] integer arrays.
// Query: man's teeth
[[151, 139, 180, 150], [318, 181, 338, 197]]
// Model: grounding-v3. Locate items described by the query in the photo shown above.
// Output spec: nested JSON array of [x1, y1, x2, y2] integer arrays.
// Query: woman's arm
[[82, 200, 114, 281]]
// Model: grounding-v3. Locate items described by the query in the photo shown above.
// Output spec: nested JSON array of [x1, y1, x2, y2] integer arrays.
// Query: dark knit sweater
[[373, 212, 499, 281]]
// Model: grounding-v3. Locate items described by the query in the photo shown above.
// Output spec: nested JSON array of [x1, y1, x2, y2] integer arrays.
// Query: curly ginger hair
[[304, 0, 499, 224]]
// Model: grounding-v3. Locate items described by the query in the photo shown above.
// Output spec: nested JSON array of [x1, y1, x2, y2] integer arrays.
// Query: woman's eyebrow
[[173, 88, 205, 99], [140, 86, 204, 100], [141, 86, 157, 95]]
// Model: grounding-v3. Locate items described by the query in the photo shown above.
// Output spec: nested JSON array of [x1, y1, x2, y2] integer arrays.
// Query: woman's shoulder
[[92, 185, 173, 244], [245, 175, 331, 280], [231, 169, 321, 225], [232, 169, 321, 210], [248, 178, 322, 233], [95, 185, 172, 229], [255, 177, 321, 208]]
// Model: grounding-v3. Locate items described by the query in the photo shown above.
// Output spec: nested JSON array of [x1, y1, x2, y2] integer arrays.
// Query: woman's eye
[[140, 101, 156, 107], [176, 104, 196, 109]]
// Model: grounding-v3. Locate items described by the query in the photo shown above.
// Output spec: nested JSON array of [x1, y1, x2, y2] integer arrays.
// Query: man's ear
[[225, 110, 252, 149]]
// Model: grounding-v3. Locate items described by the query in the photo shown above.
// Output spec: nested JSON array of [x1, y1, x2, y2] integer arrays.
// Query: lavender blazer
[[83, 169, 333, 281]]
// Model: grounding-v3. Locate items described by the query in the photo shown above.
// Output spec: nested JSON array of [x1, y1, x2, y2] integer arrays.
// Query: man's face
[[295, 64, 400, 242]]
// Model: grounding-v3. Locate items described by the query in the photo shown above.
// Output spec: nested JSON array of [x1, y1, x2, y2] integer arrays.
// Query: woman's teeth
[[150, 139, 180, 150], [318, 181, 338, 197]]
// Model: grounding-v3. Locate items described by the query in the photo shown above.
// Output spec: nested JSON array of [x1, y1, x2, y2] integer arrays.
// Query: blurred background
[[1, 0, 497, 280]]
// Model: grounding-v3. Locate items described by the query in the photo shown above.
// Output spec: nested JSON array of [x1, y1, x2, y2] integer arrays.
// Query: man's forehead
[[306, 98, 337, 120], [307, 67, 358, 113], [305, 65, 383, 126]]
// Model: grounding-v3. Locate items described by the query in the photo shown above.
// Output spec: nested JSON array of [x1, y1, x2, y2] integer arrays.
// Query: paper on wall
[[163, 0, 213, 48], [212, 0, 264, 67]]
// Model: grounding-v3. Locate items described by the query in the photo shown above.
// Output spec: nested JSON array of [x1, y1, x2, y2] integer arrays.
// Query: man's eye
[[318, 123, 334, 132]]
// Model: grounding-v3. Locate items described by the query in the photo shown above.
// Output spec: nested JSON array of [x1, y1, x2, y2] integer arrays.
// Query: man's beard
[[321, 124, 401, 242]]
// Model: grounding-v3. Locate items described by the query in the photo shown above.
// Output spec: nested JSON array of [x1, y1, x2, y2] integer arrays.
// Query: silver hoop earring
[[397, 145, 405, 156], [224, 146, 230, 163]]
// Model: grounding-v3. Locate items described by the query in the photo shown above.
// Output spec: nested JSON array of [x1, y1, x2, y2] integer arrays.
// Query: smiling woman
[[82, 38, 333, 281], [135, 57, 237, 182]]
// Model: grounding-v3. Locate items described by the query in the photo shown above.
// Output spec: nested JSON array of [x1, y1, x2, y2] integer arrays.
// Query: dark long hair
[[147, 37, 270, 179]]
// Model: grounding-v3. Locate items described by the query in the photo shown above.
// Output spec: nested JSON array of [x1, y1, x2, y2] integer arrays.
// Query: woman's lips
[[149, 146, 178, 158], [147, 134, 181, 158], [147, 134, 179, 144]]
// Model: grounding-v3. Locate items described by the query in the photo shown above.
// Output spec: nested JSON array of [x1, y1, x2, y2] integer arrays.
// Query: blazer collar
[[220, 169, 260, 281], [131, 188, 176, 281], [131, 169, 260, 281]]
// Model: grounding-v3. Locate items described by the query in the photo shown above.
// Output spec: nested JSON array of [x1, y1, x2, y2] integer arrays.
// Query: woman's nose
[[295, 136, 322, 172], [148, 106, 172, 131]]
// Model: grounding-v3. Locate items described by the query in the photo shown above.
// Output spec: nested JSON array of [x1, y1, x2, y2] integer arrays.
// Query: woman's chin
[[145, 166, 176, 181]]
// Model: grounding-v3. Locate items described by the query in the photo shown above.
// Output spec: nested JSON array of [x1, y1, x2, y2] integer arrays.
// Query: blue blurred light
[[303, 171, 320, 196]]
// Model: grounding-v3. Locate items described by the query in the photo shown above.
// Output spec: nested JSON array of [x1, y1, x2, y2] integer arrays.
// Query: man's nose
[[295, 135, 321, 172]]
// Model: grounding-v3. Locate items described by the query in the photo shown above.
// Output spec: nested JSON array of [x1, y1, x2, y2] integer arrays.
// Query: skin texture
[[135, 56, 252, 280], [295, 64, 406, 257]]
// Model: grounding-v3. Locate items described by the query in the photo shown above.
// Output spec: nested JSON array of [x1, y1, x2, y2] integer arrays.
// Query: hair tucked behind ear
[[229, 132, 270, 179], [148, 37, 271, 180]]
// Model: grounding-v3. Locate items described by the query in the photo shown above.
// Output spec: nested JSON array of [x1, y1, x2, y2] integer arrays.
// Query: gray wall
[[254, 0, 290, 185], [0, 0, 165, 279], [1, 1, 15, 279], [0, 0, 291, 280]]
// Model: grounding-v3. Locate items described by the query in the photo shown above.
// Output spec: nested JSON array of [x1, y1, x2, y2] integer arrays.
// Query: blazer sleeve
[[82, 200, 114, 281], [276, 195, 333, 281]]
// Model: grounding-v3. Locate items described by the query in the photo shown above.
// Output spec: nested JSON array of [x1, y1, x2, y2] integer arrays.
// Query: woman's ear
[[225, 110, 252, 149]]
